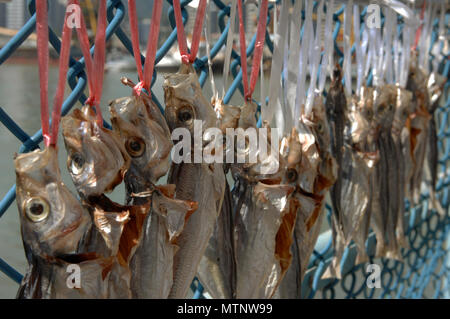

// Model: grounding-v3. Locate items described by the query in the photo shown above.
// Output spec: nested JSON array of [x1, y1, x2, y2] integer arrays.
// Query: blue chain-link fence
[[0, 0, 449, 299]]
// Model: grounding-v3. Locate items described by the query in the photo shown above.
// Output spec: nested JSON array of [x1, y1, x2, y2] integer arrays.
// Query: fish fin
[[118, 203, 150, 265], [409, 127, 422, 164], [156, 184, 177, 198], [272, 197, 299, 297]]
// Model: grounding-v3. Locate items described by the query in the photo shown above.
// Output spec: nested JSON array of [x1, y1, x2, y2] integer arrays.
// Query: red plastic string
[[74, 0, 95, 107], [92, 0, 107, 127], [173, 0, 208, 64], [128, 0, 144, 84], [49, 3, 74, 146], [73, 0, 106, 127], [237, 0, 249, 99], [128, 0, 163, 95], [413, 0, 426, 50], [35, 0, 50, 146], [237, 0, 269, 101]]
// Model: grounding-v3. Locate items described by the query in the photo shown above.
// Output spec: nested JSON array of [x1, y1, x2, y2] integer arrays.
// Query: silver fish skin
[[324, 89, 378, 278], [300, 96, 337, 270], [233, 181, 294, 299], [164, 64, 226, 298], [373, 84, 401, 260], [61, 106, 130, 199], [325, 65, 347, 226], [195, 99, 240, 299], [406, 56, 431, 204], [129, 187, 197, 298], [391, 87, 414, 248], [197, 180, 236, 299]]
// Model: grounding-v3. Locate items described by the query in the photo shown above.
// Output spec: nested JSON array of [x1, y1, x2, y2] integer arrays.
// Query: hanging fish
[[391, 87, 414, 248], [110, 79, 198, 299], [406, 55, 431, 204], [324, 88, 378, 278], [163, 64, 226, 298], [372, 84, 400, 260], [14, 147, 130, 298], [196, 98, 240, 299], [326, 65, 348, 227]]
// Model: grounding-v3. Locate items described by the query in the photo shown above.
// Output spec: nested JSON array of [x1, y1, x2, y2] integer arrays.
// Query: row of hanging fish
[[13, 0, 448, 299]]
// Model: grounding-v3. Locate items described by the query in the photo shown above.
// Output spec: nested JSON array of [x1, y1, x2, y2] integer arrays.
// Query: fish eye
[[286, 168, 298, 183], [125, 136, 146, 158], [177, 106, 194, 125], [317, 122, 324, 133], [69, 153, 85, 175], [24, 197, 50, 223]]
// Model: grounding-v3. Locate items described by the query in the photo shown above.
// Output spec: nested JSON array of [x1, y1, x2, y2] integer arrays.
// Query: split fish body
[[373, 85, 401, 260], [325, 66, 348, 226], [110, 85, 196, 299], [196, 99, 240, 299], [164, 64, 226, 298], [391, 87, 414, 248]]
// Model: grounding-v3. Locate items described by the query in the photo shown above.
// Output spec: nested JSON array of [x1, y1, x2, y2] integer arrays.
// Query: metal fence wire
[[0, 0, 449, 299]]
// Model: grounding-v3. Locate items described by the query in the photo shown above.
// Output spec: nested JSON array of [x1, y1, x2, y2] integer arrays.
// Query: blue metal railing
[[0, 0, 449, 299]]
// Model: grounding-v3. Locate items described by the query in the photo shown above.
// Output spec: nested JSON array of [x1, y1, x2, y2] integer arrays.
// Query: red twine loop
[[173, 0, 208, 65], [237, 0, 269, 101], [73, 0, 107, 128], [128, 0, 163, 95], [413, 0, 426, 51], [36, 0, 73, 147]]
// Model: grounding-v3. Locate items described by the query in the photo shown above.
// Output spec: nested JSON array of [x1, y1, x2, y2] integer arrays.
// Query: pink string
[[173, 0, 208, 65], [237, 0, 269, 101], [128, 0, 163, 95], [35, 0, 50, 147], [49, 2, 74, 146], [73, 0, 106, 127]]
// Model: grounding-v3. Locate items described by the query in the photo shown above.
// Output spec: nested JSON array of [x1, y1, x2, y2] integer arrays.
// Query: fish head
[[373, 84, 397, 130], [62, 106, 130, 198], [304, 94, 332, 158], [347, 88, 374, 145], [163, 65, 217, 136], [213, 98, 241, 133], [110, 94, 173, 185], [393, 87, 413, 135], [15, 147, 91, 258], [279, 128, 303, 186]]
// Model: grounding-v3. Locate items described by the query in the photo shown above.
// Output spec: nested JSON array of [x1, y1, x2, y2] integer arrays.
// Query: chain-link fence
[[0, 0, 449, 299]]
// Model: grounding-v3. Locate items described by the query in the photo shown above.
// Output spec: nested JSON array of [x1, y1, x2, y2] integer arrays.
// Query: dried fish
[[391, 87, 414, 248], [196, 99, 240, 299], [164, 64, 226, 298], [14, 147, 126, 298], [110, 82, 197, 298], [372, 84, 401, 260], [326, 65, 348, 226], [324, 88, 378, 278]]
